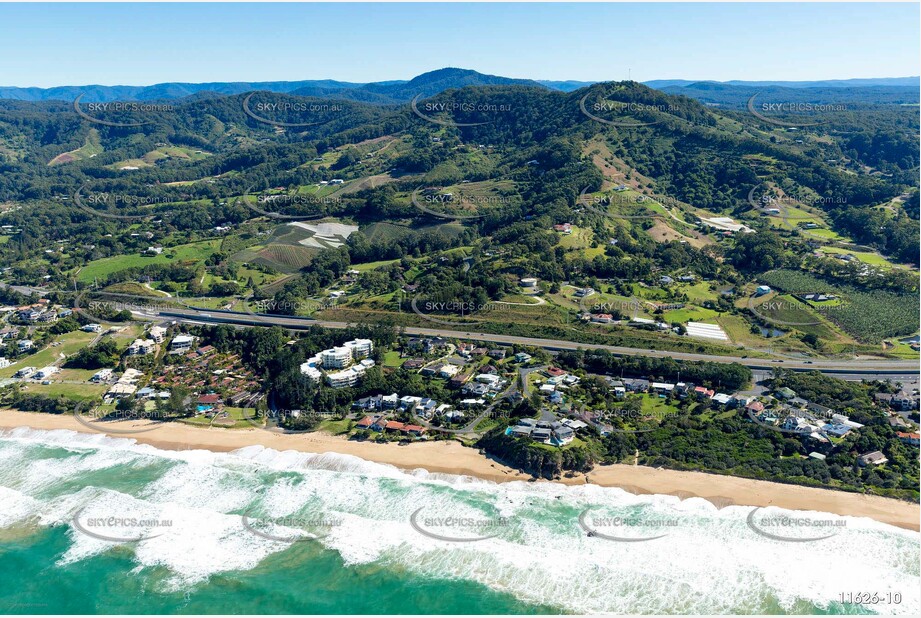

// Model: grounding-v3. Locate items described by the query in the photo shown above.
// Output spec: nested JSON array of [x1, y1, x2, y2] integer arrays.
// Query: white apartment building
[[344, 338, 373, 359], [148, 326, 167, 343], [300, 339, 375, 386], [128, 339, 156, 355], [170, 334, 195, 353], [321, 346, 354, 369], [325, 364, 365, 388]]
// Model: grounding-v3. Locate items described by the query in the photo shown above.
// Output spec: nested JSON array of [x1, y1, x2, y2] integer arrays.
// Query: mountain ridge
[[1, 68, 916, 103]]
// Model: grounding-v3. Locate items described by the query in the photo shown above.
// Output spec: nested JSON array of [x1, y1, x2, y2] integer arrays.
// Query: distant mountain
[[537, 80, 596, 92], [290, 68, 545, 103], [0, 68, 545, 104], [657, 81, 919, 108], [1, 70, 917, 104], [0, 80, 370, 103], [646, 77, 920, 89]]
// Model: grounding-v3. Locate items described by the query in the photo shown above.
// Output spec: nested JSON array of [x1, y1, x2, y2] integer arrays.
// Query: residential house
[[475, 373, 502, 386], [858, 451, 888, 466], [511, 425, 533, 438], [876, 392, 918, 412], [0, 326, 19, 340], [438, 364, 460, 378], [897, 432, 920, 447], [774, 387, 797, 400], [91, 368, 114, 382], [32, 365, 60, 380], [170, 334, 196, 353], [821, 422, 852, 438], [625, 378, 650, 393], [552, 423, 575, 445], [107, 383, 137, 398], [463, 382, 489, 397], [806, 402, 834, 418], [127, 338, 156, 355], [148, 325, 167, 343], [553, 223, 572, 234], [420, 363, 443, 377], [197, 393, 222, 412], [399, 395, 423, 410]]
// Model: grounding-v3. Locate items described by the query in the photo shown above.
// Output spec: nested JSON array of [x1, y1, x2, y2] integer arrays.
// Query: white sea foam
[[1, 427, 918, 613]]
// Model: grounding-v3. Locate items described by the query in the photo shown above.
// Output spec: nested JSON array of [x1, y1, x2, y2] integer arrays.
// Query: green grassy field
[[0, 331, 98, 379], [639, 394, 681, 419], [318, 418, 352, 435], [674, 282, 720, 304], [48, 129, 103, 166], [77, 239, 221, 284], [557, 225, 593, 249], [20, 382, 107, 400], [802, 227, 847, 241], [382, 350, 403, 367], [662, 306, 720, 324], [883, 341, 920, 360], [817, 246, 907, 269], [109, 145, 211, 170]]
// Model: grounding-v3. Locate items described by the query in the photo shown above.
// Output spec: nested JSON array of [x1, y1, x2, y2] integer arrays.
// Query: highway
[[142, 306, 919, 379]]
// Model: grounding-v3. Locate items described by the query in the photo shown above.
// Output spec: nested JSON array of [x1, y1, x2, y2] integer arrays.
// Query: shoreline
[[1, 409, 918, 531]]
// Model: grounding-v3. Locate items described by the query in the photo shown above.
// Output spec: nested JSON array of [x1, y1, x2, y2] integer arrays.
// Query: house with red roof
[[693, 386, 715, 398], [897, 432, 920, 446]]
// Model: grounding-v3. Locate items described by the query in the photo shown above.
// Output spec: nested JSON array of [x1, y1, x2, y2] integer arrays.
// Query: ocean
[[0, 427, 918, 615]]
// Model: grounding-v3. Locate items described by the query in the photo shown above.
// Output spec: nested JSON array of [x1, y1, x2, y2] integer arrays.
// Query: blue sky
[[1, 2, 918, 87]]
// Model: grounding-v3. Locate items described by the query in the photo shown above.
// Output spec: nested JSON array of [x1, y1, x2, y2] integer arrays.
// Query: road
[[132, 306, 918, 379]]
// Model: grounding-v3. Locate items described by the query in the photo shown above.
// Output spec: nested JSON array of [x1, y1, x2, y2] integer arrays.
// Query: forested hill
[[0, 68, 545, 104], [658, 82, 919, 108], [0, 78, 917, 267]]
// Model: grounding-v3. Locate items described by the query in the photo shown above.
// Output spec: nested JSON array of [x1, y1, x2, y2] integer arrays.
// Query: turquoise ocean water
[[0, 427, 918, 614]]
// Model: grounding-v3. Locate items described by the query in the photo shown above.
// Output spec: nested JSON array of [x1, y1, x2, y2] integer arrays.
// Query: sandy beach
[[2, 409, 918, 531]]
